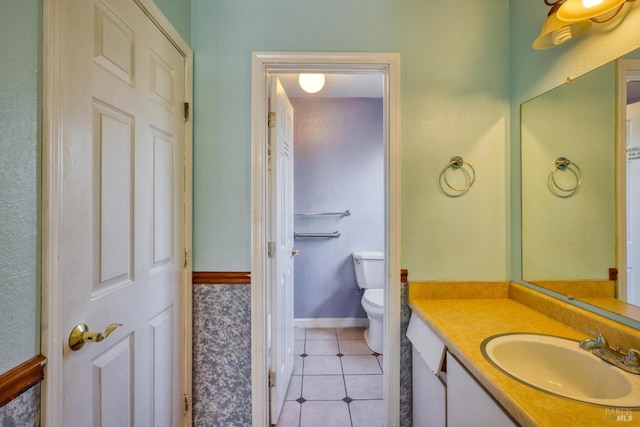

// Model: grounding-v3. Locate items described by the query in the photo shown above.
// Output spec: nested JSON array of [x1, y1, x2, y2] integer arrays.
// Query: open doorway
[[279, 71, 384, 332], [277, 72, 384, 426], [250, 52, 401, 427]]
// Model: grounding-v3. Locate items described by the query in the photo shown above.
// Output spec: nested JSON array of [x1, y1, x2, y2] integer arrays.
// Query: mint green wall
[[509, 2, 640, 279], [0, 0, 41, 374], [521, 64, 616, 280], [153, 0, 191, 44], [192, 0, 510, 279]]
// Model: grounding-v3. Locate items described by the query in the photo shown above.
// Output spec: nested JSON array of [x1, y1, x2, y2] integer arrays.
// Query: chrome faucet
[[579, 328, 640, 375], [579, 329, 609, 350]]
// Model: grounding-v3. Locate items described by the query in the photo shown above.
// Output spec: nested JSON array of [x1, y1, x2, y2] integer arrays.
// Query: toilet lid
[[364, 289, 384, 308]]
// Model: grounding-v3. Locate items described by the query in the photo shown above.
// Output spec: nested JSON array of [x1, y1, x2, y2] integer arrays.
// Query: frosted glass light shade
[[557, 0, 626, 22], [298, 73, 325, 94], [533, 11, 592, 50]]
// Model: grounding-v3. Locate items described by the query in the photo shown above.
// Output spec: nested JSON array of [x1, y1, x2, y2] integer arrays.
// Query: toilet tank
[[352, 251, 385, 289]]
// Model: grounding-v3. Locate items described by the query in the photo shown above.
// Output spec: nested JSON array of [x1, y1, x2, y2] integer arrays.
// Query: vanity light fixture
[[298, 73, 325, 94], [533, 0, 630, 50], [557, 0, 627, 22], [533, 1, 592, 49]]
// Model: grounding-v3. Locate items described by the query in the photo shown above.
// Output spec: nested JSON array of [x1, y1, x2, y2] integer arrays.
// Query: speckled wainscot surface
[[192, 284, 252, 427], [0, 384, 40, 427], [400, 281, 412, 427]]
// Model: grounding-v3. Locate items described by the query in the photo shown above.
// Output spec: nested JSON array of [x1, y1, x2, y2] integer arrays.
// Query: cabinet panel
[[447, 353, 516, 427], [412, 347, 446, 427]]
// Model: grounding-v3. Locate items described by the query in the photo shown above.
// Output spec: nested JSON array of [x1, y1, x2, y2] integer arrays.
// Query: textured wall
[[191, 0, 510, 280], [0, 0, 41, 375], [292, 97, 383, 319], [192, 284, 252, 426], [152, 0, 191, 44]]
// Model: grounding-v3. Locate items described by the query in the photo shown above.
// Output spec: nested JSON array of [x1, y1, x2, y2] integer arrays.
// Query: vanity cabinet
[[446, 353, 516, 427], [408, 313, 516, 427]]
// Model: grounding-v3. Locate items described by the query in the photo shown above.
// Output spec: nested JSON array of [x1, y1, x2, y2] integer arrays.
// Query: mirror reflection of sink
[[481, 333, 640, 408]]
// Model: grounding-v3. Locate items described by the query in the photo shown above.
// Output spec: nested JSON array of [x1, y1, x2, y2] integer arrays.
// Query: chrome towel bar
[[294, 231, 341, 238], [294, 210, 351, 217]]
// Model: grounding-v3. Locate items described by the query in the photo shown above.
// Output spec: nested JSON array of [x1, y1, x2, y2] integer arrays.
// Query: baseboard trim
[[293, 318, 369, 329]]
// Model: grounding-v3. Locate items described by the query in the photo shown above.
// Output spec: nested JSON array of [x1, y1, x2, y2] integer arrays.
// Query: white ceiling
[[278, 73, 383, 99]]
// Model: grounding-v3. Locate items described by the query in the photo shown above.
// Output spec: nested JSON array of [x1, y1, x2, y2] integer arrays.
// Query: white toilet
[[351, 251, 385, 354]]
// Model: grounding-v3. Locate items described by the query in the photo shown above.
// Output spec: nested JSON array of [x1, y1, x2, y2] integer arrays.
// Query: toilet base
[[364, 318, 384, 354]]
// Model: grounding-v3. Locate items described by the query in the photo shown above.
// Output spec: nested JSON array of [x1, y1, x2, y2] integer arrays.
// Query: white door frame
[[41, 1, 194, 425], [250, 51, 401, 427], [616, 59, 640, 302]]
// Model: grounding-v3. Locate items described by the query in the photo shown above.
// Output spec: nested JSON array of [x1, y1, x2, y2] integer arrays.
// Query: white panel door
[[627, 102, 640, 305], [269, 77, 295, 424], [57, 0, 186, 425]]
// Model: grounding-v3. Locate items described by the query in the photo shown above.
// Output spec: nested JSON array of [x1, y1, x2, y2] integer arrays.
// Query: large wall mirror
[[0, 0, 42, 377], [521, 48, 640, 323]]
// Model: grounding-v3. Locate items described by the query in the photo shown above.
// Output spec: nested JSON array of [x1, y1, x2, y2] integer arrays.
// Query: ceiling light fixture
[[298, 73, 325, 94], [533, 0, 629, 50]]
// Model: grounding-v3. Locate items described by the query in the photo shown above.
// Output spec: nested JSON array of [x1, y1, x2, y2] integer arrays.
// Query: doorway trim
[[616, 59, 640, 303], [250, 52, 401, 426], [41, 1, 194, 425]]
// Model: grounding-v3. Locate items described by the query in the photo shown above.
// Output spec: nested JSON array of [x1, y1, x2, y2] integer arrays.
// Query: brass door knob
[[292, 249, 301, 256], [69, 323, 122, 351]]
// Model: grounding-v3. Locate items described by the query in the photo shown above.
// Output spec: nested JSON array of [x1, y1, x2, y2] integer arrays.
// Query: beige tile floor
[[276, 327, 384, 427]]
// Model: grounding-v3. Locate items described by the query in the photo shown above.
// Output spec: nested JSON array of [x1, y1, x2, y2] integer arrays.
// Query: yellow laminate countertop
[[408, 283, 639, 427]]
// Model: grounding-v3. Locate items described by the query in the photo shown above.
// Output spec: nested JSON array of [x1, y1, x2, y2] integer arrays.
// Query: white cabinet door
[[447, 353, 516, 427], [408, 313, 446, 427], [412, 347, 446, 427]]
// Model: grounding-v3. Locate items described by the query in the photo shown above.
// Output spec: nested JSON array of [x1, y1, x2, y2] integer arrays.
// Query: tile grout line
[[289, 327, 383, 427], [337, 335, 355, 427]]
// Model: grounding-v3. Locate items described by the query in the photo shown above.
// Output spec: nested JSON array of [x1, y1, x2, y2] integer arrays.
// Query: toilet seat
[[363, 289, 384, 308]]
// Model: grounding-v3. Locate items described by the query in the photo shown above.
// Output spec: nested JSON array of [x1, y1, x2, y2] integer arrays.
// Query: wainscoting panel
[[400, 280, 412, 427], [192, 282, 252, 427], [0, 384, 40, 426]]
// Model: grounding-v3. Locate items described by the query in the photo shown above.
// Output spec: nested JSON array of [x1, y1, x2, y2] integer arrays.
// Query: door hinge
[[184, 102, 190, 121], [269, 371, 276, 387], [184, 249, 190, 267], [267, 242, 276, 258], [268, 111, 276, 128], [183, 393, 189, 414]]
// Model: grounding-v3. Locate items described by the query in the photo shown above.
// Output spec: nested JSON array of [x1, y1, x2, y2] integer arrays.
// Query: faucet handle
[[580, 328, 609, 349], [624, 348, 640, 367]]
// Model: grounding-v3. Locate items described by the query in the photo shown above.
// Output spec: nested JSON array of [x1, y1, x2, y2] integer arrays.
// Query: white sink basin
[[481, 333, 640, 408]]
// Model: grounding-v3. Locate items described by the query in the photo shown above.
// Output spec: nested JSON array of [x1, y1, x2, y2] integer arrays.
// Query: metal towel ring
[[442, 156, 476, 192], [550, 157, 582, 192]]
